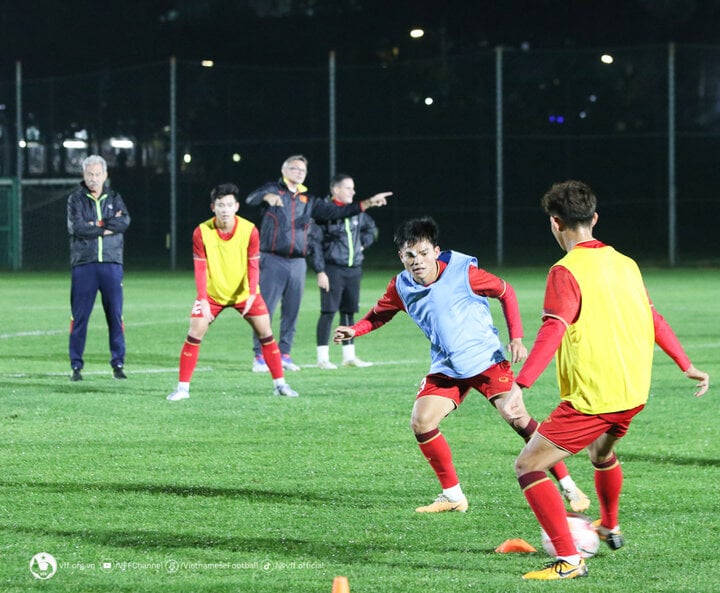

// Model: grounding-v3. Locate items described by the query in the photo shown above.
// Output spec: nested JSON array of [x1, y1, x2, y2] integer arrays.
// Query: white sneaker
[[273, 384, 299, 397], [167, 390, 190, 401], [252, 355, 269, 373], [281, 354, 301, 371], [342, 358, 373, 368], [317, 360, 338, 370]]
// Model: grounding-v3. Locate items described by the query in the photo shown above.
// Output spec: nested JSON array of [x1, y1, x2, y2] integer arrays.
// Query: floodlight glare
[[110, 137, 134, 149], [410, 28, 425, 39], [63, 139, 88, 149], [601, 54, 614, 64]]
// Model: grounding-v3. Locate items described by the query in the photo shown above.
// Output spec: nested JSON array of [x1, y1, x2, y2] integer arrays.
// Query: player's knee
[[410, 413, 439, 435], [258, 334, 275, 345], [514, 454, 531, 477]]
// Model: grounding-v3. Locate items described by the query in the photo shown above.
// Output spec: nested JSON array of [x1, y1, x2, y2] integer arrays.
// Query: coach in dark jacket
[[244, 154, 389, 372], [310, 174, 382, 370], [67, 155, 130, 381]]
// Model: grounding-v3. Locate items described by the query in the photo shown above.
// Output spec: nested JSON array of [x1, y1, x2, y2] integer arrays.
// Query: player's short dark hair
[[394, 216, 440, 249], [541, 180, 597, 227], [210, 183, 240, 202], [330, 173, 352, 192]]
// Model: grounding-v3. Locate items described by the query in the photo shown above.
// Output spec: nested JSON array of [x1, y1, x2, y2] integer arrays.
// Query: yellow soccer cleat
[[522, 558, 588, 580], [415, 494, 468, 513]]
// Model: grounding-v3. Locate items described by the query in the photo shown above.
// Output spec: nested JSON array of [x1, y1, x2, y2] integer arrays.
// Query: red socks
[[594, 454, 622, 529], [416, 429, 459, 488], [178, 335, 201, 382], [519, 471, 576, 557], [260, 336, 283, 379]]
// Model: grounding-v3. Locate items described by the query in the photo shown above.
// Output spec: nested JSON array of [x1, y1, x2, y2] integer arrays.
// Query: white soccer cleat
[[342, 358, 373, 368], [273, 383, 299, 397], [317, 360, 338, 370], [167, 390, 190, 401]]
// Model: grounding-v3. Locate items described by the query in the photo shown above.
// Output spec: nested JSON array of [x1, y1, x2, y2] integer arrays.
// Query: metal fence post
[[495, 46, 504, 268], [169, 56, 177, 271], [15, 60, 23, 270], [329, 50, 337, 181], [667, 43, 676, 267]]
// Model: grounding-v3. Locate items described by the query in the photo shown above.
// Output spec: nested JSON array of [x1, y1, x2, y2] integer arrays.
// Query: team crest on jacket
[[299, 194, 308, 203]]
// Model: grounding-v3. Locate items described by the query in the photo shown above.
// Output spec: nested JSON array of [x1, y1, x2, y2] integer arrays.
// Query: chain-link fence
[[1, 44, 719, 270]]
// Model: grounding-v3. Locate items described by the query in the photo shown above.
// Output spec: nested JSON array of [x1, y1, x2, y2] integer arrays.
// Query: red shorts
[[415, 361, 514, 407], [191, 294, 269, 319], [538, 401, 645, 454]]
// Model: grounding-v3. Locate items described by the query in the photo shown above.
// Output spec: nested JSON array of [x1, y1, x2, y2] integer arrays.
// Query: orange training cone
[[495, 538, 537, 553], [331, 575, 350, 593]]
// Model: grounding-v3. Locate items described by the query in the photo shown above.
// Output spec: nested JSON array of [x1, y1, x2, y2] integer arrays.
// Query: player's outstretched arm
[[333, 326, 356, 343], [684, 364, 710, 397]]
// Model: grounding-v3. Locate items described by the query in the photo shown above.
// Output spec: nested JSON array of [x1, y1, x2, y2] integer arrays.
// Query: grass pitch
[[1, 267, 718, 592]]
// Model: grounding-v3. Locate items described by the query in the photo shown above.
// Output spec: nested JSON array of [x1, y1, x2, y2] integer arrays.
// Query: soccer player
[[167, 183, 298, 401], [333, 216, 589, 514], [506, 180, 709, 580]]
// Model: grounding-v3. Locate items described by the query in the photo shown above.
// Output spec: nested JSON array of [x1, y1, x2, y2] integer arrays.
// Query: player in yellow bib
[[167, 183, 298, 400], [505, 180, 709, 580]]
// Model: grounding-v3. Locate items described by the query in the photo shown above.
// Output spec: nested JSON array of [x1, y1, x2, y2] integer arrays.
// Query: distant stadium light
[[18, 139, 27, 148], [424, 97, 434, 106], [183, 153, 192, 163], [201, 60, 214, 67], [410, 28, 425, 39], [232, 153, 242, 162], [63, 139, 88, 149], [110, 137, 134, 149], [601, 54, 614, 64]]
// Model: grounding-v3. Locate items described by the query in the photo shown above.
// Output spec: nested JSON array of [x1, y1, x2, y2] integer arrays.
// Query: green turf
[[1, 267, 718, 592]]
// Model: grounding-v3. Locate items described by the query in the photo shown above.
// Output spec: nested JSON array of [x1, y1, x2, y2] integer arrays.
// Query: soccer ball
[[541, 512, 600, 559]]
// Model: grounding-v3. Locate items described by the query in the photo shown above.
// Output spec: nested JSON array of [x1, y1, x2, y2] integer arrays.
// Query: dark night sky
[[3, 0, 720, 77]]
